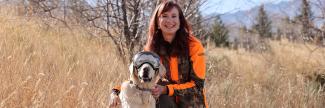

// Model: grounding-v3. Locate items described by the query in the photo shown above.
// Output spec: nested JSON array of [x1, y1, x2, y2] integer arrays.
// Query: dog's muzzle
[[139, 77, 152, 82], [138, 66, 154, 82]]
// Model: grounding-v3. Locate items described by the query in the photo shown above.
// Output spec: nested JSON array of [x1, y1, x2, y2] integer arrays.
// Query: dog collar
[[129, 80, 152, 92], [135, 85, 152, 92]]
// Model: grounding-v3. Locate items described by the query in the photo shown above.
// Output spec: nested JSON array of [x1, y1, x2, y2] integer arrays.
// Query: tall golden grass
[[1, 7, 325, 108], [206, 40, 325, 107], [0, 8, 128, 107]]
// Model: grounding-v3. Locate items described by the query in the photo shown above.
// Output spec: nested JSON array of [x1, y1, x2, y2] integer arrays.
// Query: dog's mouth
[[139, 76, 152, 82]]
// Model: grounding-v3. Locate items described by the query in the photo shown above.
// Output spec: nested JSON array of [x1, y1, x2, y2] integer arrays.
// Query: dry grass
[[0, 8, 128, 108], [206, 40, 325, 107], [1, 7, 325, 108]]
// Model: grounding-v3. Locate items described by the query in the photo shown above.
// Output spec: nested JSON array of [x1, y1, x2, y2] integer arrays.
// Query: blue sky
[[86, 0, 292, 15], [201, 0, 292, 15]]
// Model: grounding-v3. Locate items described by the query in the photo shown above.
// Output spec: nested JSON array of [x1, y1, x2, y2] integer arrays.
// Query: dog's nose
[[143, 67, 149, 72], [143, 67, 149, 78]]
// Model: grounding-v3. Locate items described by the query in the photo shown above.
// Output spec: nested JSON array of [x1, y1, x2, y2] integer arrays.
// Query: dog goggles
[[132, 51, 160, 70]]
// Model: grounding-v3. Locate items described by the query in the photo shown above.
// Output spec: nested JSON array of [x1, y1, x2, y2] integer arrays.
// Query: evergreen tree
[[253, 5, 272, 39], [314, 22, 325, 46], [210, 15, 229, 47], [300, 0, 314, 41]]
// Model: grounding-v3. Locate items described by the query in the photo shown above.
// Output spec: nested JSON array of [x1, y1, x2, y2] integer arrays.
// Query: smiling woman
[[146, 0, 192, 57], [144, 1, 208, 107], [158, 7, 180, 43]]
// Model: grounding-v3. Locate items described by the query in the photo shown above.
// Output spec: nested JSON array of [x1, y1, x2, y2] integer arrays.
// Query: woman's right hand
[[108, 93, 120, 108], [152, 85, 167, 99]]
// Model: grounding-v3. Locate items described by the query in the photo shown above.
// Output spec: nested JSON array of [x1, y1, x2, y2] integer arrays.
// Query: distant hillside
[[211, 0, 323, 27]]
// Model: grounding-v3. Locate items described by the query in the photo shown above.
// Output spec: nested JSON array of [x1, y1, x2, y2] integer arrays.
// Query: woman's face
[[158, 7, 180, 42]]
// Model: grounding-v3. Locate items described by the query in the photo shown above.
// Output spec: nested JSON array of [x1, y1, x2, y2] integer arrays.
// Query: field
[[1, 8, 325, 108]]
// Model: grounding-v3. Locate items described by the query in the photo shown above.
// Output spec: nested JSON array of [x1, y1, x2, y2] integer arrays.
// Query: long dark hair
[[144, 0, 192, 56]]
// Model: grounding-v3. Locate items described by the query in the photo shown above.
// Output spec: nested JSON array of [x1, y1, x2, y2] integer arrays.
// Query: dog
[[119, 51, 166, 108]]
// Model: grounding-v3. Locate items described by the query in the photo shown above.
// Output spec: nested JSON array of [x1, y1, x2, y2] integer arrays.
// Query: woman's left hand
[[152, 85, 167, 99]]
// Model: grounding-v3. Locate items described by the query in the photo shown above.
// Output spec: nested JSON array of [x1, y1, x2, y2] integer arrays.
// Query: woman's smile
[[158, 7, 180, 42]]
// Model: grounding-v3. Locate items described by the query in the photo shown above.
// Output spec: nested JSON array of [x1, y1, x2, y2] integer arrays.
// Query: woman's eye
[[172, 16, 177, 18]]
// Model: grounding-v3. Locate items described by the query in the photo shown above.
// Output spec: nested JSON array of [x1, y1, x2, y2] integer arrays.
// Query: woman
[[109, 1, 208, 108]]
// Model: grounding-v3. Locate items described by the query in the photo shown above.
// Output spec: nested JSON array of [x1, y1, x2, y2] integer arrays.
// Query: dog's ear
[[129, 62, 140, 84], [159, 63, 166, 77]]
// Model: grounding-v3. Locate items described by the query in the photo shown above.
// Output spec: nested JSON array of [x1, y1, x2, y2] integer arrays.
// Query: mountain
[[214, 0, 323, 28]]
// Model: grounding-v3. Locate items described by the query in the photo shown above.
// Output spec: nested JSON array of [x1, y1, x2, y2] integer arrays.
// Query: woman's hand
[[108, 93, 120, 108], [152, 85, 167, 99]]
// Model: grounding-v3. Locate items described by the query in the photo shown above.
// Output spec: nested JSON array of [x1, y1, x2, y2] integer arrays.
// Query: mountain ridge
[[205, 0, 323, 27]]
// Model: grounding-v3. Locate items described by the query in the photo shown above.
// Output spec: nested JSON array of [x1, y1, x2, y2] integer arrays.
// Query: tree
[[321, 22, 325, 41], [280, 15, 301, 41], [316, 22, 325, 46], [253, 4, 272, 39], [299, 0, 314, 41], [192, 12, 209, 47], [210, 15, 229, 47], [182, 0, 209, 47]]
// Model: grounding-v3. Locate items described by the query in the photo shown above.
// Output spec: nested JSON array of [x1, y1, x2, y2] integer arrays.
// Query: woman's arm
[[166, 36, 206, 96]]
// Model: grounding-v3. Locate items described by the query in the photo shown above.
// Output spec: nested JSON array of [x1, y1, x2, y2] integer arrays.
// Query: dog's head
[[129, 51, 165, 85]]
